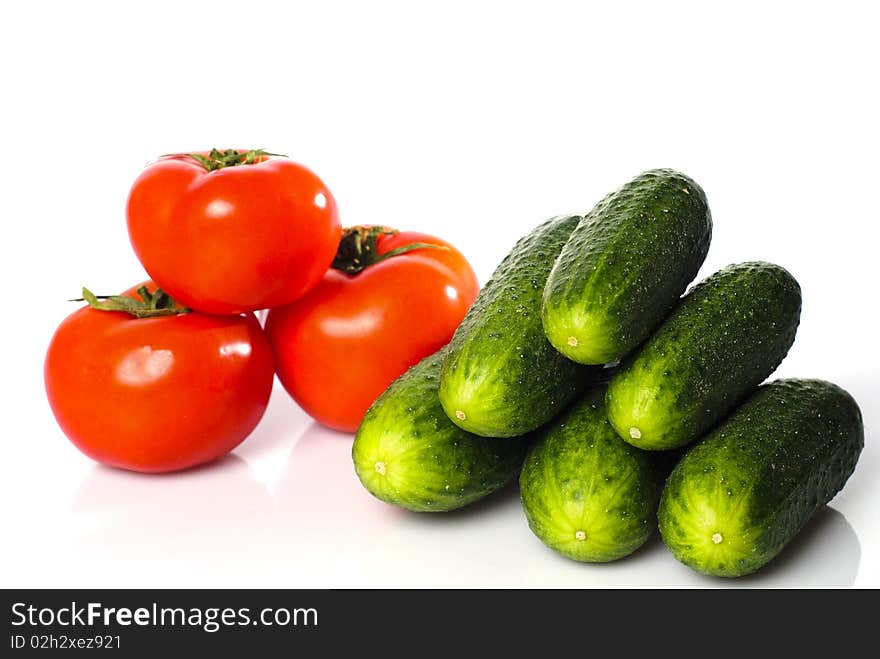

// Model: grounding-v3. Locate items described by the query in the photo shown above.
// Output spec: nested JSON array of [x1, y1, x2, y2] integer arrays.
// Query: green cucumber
[[353, 350, 528, 512], [606, 261, 801, 450], [659, 379, 863, 577], [439, 215, 596, 437], [543, 169, 712, 365], [520, 387, 669, 562]]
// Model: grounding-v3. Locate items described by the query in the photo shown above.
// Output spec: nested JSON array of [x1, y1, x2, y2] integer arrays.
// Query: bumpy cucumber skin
[[353, 351, 528, 512], [543, 169, 712, 365], [439, 215, 596, 437], [606, 262, 801, 450], [659, 379, 863, 577], [520, 388, 665, 563]]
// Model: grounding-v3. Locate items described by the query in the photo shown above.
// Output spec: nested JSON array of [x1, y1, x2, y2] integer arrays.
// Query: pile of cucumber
[[352, 169, 864, 578]]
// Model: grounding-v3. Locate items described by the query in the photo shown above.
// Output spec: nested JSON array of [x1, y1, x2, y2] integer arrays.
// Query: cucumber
[[439, 215, 596, 437], [353, 350, 529, 512], [659, 379, 863, 577], [543, 169, 712, 365], [606, 261, 801, 450], [520, 387, 669, 562]]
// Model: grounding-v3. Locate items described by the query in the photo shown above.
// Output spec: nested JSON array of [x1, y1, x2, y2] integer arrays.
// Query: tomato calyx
[[330, 226, 448, 275], [73, 286, 191, 318], [184, 148, 285, 172]]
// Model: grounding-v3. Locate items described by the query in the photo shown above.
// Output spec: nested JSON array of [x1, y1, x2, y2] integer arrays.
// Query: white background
[[1, 1, 877, 587]]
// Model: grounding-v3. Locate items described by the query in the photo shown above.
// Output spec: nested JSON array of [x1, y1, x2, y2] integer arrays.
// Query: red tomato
[[265, 226, 479, 433], [45, 282, 275, 473], [126, 149, 341, 315]]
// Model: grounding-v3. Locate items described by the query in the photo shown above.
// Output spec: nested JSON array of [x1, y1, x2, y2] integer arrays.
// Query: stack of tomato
[[45, 149, 479, 473]]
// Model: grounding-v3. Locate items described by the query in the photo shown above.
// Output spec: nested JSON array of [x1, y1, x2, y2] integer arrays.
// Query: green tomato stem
[[185, 148, 285, 172], [71, 286, 190, 318], [330, 226, 448, 275]]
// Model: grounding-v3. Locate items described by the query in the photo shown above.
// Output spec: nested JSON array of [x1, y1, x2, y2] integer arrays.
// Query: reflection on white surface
[[273, 422, 402, 547], [233, 379, 311, 461], [370, 499, 861, 588], [10, 372, 865, 588], [59, 441, 863, 587], [71, 456, 274, 561], [733, 507, 860, 587]]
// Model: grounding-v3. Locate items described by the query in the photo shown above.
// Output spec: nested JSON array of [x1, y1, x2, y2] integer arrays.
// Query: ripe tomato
[[265, 226, 479, 433], [126, 149, 341, 315], [45, 282, 275, 473]]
